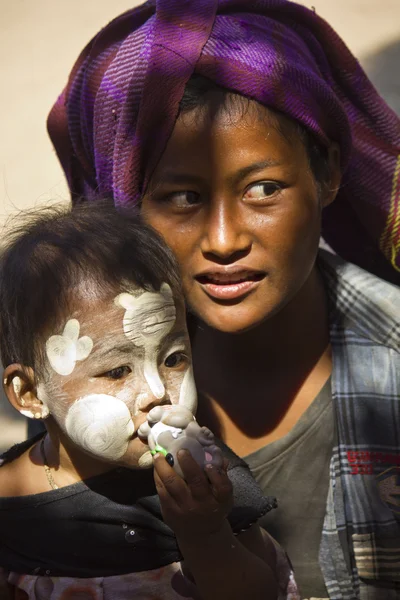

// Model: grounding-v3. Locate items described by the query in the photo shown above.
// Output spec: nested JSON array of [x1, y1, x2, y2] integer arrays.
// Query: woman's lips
[[195, 270, 265, 301]]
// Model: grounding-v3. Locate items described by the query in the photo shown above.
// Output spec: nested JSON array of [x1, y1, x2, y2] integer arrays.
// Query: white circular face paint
[[65, 394, 135, 461]]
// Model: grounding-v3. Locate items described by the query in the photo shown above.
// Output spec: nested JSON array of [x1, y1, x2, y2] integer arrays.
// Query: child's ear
[[3, 364, 49, 420]]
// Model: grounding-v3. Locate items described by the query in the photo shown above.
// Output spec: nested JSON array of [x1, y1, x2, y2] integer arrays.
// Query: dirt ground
[[0, 0, 399, 452]]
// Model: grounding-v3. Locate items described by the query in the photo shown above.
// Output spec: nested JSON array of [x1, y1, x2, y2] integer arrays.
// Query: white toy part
[[146, 405, 223, 478]]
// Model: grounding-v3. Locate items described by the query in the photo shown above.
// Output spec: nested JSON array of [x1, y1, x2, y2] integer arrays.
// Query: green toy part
[[150, 444, 168, 457]]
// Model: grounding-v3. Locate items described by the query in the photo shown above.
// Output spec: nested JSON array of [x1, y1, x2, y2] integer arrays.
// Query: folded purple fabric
[[48, 0, 400, 282]]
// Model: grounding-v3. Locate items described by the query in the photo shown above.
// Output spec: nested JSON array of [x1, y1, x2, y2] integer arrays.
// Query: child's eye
[[103, 366, 131, 380], [164, 352, 186, 369]]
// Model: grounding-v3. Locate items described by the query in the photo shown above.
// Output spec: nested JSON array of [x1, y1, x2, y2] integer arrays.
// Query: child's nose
[[135, 365, 168, 413], [144, 362, 165, 400], [136, 389, 170, 413]]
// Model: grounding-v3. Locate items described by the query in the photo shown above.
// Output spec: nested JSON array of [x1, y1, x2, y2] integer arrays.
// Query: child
[[0, 202, 298, 600]]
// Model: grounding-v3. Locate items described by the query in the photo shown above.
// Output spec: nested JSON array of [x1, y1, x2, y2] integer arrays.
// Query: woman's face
[[142, 99, 335, 333]]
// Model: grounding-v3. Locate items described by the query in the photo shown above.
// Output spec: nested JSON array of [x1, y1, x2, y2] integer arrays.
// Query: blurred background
[[0, 0, 399, 452]]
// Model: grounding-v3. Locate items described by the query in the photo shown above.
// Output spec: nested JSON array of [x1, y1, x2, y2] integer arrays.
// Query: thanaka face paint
[[12, 378, 50, 420], [20, 409, 37, 419], [115, 283, 176, 399], [37, 283, 197, 469], [12, 376, 22, 396], [46, 319, 93, 376], [65, 394, 135, 460]]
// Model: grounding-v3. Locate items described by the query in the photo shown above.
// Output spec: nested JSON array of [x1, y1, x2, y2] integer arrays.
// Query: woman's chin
[[198, 306, 270, 335]]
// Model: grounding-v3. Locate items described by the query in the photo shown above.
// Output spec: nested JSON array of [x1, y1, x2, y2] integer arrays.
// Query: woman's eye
[[166, 191, 201, 209], [103, 366, 131, 380], [243, 182, 282, 203], [164, 351, 186, 369]]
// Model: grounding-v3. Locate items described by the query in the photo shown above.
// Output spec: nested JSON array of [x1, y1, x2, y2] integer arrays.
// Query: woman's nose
[[200, 198, 251, 262]]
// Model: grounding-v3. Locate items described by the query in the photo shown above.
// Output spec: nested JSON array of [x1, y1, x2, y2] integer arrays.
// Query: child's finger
[[153, 453, 189, 503], [153, 468, 180, 509], [177, 450, 211, 501], [205, 463, 233, 504]]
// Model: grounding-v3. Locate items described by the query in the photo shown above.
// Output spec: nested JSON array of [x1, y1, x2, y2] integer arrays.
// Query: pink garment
[[1, 544, 300, 600]]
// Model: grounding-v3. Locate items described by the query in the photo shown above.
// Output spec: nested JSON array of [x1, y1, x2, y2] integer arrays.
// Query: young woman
[[47, 1, 400, 598]]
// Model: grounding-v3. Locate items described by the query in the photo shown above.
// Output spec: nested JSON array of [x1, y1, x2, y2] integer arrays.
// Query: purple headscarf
[[48, 0, 400, 283]]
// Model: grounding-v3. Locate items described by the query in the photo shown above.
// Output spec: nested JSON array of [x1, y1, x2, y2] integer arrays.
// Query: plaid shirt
[[318, 250, 400, 599]]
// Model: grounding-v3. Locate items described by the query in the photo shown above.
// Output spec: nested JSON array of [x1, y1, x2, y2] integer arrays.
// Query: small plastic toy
[[138, 405, 223, 478]]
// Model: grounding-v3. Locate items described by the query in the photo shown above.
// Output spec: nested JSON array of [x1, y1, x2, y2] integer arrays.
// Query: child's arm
[[178, 522, 279, 600], [153, 450, 282, 600]]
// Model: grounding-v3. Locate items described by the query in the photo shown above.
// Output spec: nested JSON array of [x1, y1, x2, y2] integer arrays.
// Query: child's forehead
[[63, 281, 181, 334]]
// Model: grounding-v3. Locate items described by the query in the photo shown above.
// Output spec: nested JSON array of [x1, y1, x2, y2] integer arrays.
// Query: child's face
[[38, 282, 196, 469]]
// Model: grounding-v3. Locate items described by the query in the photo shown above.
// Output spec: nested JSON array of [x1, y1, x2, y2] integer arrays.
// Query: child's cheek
[[65, 394, 135, 461], [114, 380, 138, 412]]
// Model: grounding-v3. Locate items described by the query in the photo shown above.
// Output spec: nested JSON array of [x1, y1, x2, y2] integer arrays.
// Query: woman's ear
[[3, 364, 49, 420], [321, 142, 341, 208]]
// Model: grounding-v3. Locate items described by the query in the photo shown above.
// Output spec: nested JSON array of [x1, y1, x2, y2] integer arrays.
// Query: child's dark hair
[[0, 201, 181, 376]]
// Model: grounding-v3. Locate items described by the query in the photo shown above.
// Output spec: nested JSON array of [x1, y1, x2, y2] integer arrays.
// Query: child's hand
[[153, 449, 233, 541]]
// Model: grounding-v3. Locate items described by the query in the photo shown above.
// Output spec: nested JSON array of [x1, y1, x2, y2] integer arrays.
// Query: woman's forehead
[[151, 102, 307, 180], [177, 92, 296, 134]]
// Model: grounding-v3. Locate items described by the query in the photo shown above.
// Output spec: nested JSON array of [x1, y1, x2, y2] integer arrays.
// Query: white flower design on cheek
[[45, 319, 93, 376]]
